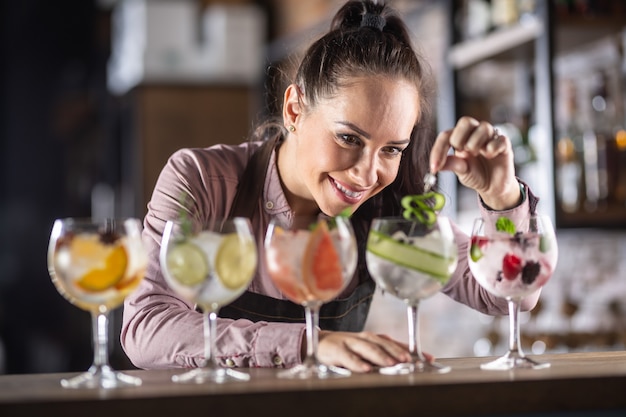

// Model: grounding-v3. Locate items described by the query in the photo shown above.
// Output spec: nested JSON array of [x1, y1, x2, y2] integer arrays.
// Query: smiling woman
[[277, 77, 419, 217], [121, 0, 540, 376]]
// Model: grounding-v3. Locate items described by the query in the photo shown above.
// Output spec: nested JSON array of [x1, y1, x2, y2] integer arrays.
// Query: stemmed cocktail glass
[[47, 218, 148, 388], [469, 214, 558, 370], [366, 216, 458, 374], [160, 217, 258, 383], [264, 215, 358, 379]]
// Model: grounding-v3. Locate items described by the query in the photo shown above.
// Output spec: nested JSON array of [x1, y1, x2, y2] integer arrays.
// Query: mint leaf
[[495, 217, 516, 235], [338, 207, 353, 218]]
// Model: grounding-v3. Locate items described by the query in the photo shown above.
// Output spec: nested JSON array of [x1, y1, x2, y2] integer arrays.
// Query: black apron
[[218, 138, 376, 332]]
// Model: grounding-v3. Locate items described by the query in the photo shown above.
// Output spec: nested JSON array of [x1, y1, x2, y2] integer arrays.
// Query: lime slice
[[215, 233, 257, 290], [166, 241, 208, 286], [367, 230, 455, 282]]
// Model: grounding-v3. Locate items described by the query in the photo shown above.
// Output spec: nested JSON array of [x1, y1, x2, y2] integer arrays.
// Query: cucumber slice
[[367, 230, 456, 282]]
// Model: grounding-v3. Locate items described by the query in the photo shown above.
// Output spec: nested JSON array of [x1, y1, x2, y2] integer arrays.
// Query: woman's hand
[[429, 116, 521, 211], [314, 330, 419, 373]]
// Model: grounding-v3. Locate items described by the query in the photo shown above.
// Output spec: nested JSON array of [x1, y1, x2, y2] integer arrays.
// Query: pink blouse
[[121, 141, 532, 370]]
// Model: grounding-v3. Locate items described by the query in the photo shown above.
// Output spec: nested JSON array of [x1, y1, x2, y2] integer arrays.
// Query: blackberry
[[521, 261, 541, 285], [99, 230, 121, 245], [512, 232, 531, 250]]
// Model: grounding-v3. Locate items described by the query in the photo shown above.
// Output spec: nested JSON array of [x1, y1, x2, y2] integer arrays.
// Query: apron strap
[[229, 136, 280, 219]]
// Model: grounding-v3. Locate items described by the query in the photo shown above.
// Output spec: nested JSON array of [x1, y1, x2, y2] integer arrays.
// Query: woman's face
[[281, 76, 421, 216]]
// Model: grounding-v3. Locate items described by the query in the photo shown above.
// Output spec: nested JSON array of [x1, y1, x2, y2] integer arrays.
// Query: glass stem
[[507, 298, 523, 356], [407, 302, 426, 362], [203, 310, 219, 369], [303, 302, 322, 366], [92, 310, 111, 371]]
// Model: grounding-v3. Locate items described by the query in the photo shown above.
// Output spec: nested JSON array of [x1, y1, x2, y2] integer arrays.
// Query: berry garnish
[[470, 236, 488, 262], [521, 261, 541, 285], [99, 230, 120, 245], [502, 253, 522, 280], [401, 192, 445, 226]]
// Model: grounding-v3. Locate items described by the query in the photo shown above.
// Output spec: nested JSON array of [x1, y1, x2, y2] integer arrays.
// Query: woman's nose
[[349, 153, 378, 188]]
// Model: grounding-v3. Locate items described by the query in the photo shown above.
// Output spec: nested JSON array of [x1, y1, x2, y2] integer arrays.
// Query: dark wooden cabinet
[[120, 85, 257, 216]]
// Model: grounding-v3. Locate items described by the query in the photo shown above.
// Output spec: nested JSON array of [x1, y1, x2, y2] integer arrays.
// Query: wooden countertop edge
[[1, 351, 625, 417]]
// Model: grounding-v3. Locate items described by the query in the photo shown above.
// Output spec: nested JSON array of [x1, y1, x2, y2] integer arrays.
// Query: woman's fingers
[[430, 117, 504, 173], [345, 332, 411, 364], [450, 118, 500, 154], [317, 331, 430, 373], [430, 129, 453, 173]]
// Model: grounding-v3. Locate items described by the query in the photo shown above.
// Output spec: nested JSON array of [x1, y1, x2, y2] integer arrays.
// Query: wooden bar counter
[[1, 351, 626, 417]]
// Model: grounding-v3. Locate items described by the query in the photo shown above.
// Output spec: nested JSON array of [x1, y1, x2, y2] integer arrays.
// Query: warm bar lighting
[[615, 129, 626, 150]]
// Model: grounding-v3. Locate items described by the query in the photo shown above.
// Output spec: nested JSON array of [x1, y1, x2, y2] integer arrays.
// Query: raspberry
[[471, 236, 488, 248], [502, 253, 522, 280], [521, 261, 541, 285]]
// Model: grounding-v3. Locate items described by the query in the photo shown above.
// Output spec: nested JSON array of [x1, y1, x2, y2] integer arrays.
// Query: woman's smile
[[329, 177, 364, 204]]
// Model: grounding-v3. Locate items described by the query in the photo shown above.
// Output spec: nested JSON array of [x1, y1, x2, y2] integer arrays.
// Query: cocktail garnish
[[71, 236, 128, 292], [302, 220, 343, 298], [469, 236, 487, 262], [174, 193, 195, 240], [501, 253, 522, 280], [215, 234, 257, 290], [338, 207, 353, 218], [495, 217, 516, 235], [166, 241, 208, 286], [423, 172, 437, 193], [401, 192, 445, 226]]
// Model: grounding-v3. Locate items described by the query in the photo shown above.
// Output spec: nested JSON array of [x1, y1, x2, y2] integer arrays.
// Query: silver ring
[[491, 127, 500, 141]]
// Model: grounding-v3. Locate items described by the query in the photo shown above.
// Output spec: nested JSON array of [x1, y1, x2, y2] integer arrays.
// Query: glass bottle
[[555, 79, 583, 213], [583, 71, 612, 212]]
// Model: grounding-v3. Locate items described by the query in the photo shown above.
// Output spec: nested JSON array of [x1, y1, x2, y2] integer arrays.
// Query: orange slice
[[302, 220, 344, 300], [75, 239, 128, 292]]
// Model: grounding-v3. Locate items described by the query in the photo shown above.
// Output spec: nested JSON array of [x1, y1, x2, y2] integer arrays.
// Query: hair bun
[[360, 13, 386, 31]]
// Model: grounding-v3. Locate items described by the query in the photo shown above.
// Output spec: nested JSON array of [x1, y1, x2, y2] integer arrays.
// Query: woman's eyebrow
[[337, 121, 370, 139], [336, 121, 410, 145]]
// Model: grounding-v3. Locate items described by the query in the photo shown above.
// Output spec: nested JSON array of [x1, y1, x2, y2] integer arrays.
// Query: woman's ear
[[282, 84, 302, 129]]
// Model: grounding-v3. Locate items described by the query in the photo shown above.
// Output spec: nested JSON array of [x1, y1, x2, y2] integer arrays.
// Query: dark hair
[[255, 0, 437, 283]]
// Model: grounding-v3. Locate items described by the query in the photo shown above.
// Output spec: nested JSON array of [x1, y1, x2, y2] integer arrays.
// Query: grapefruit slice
[[302, 220, 344, 300], [266, 227, 308, 303], [270, 266, 307, 303]]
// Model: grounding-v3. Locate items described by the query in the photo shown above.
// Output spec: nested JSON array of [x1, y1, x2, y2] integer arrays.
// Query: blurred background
[[1, 0, 626, 375]]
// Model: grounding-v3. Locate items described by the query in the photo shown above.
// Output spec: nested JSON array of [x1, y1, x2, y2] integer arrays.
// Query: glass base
[[61, 365, 142, 389], [277, 363, 351, 379], [172, 367, 250, 384], [379, 360, 451, 375], [480, 351, 550, 371]]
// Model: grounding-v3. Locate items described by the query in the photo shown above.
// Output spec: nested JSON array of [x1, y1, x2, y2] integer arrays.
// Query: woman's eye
[[338, 134, 360, 146], [382, 146, 404, 156]]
